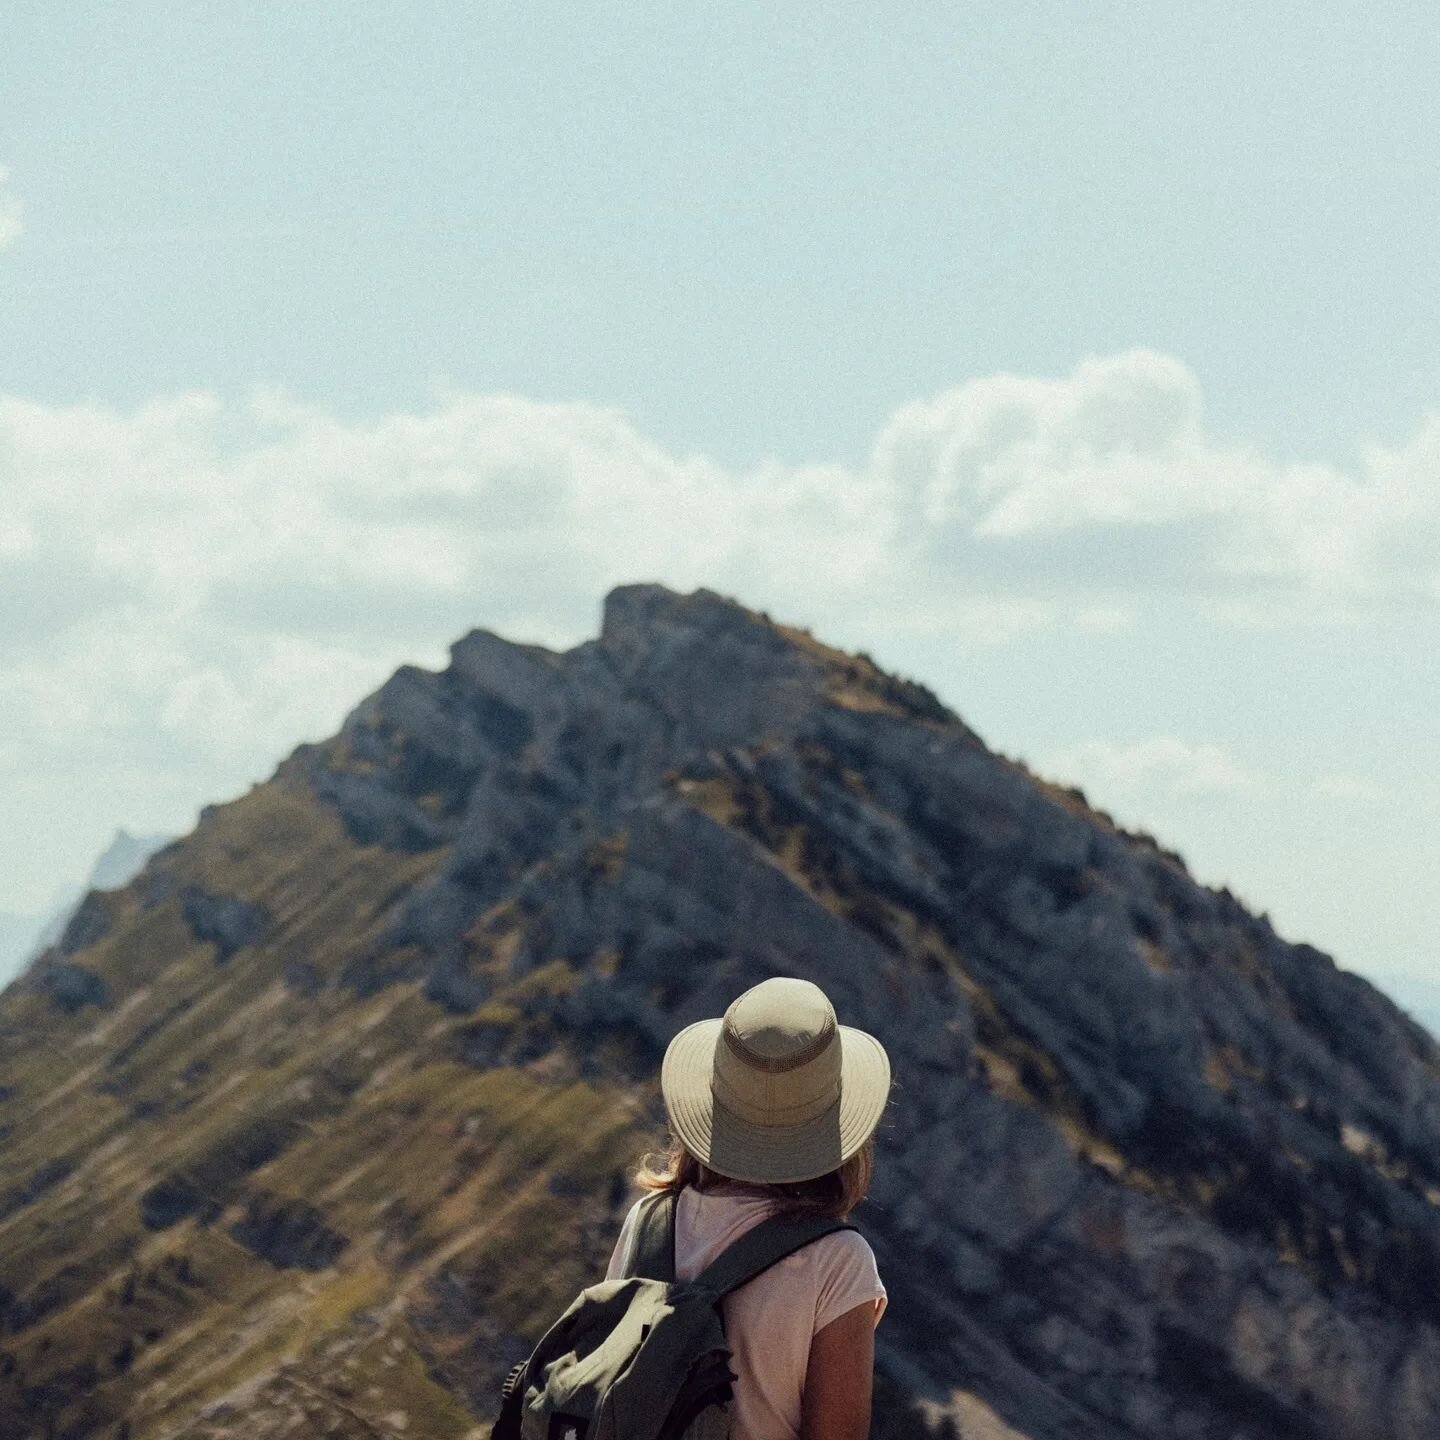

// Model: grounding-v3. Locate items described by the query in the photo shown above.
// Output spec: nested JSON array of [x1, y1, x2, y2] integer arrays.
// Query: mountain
[[3, 583, 1439, 1440], [0, 829, 175, 989]]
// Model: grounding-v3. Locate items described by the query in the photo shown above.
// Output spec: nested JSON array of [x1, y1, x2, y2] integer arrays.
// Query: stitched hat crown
[[712, 978, 842, 1128]]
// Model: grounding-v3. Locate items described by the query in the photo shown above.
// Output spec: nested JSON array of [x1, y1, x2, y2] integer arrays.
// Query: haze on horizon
[[2, 3, 1436, 1005]]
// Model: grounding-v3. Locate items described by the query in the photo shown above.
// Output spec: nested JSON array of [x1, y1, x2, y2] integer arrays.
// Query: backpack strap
[[693, 1209, 857, 1298], [624, 1188, 677, 1282]]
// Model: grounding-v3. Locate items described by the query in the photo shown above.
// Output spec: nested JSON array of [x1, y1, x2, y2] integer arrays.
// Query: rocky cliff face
[[3, 583, 1439, 1440]]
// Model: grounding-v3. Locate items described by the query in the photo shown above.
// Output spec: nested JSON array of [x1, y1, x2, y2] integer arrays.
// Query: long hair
[[633, 1134, 875, 1220]]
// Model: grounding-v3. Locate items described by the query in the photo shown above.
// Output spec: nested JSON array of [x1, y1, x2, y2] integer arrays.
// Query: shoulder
[[805, 1225, 886, 1332], [776, 1225, 881, 1287], [806, 1226, 880, 1273]]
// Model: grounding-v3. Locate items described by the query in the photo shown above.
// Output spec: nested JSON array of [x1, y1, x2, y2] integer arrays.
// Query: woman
[[606, 975, 893, 1440]]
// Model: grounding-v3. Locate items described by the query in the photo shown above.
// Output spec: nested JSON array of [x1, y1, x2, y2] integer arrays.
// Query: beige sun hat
[[660, 975, 892, 1185]]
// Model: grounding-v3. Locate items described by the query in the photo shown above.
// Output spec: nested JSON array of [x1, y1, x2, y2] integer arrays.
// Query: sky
[[1, 4, 1436, 1003]]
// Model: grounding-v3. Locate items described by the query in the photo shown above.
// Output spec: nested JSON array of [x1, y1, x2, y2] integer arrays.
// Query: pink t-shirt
[[604, 1183, 886, 1440]]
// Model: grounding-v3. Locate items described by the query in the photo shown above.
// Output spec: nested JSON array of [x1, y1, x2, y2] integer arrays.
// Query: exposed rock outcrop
[[179, 885, 270, 963]]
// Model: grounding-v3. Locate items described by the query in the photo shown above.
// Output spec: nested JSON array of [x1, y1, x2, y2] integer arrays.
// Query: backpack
[[491, 1186, 857, 1440]]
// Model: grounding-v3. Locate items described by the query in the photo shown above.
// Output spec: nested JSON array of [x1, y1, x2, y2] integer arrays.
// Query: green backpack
[[491, 1187, 857, 1440]]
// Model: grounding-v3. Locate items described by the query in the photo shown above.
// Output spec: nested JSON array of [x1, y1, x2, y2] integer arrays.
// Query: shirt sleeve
[[812, 1230, 888, 1334], [604, 1198, 644, 1281]]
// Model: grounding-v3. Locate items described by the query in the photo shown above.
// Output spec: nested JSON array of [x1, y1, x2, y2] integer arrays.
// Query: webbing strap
[[694, 1210, 857, 1297], [626, 1189, 677, 1282], [624, 1188, 858, 1297]]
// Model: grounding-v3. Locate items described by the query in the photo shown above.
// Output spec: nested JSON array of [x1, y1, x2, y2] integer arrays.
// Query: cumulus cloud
[[875, 351, 1213, 537], [0, 166, 21, 250], [876, 350, 1440, 612], [1, 348, 1437, 893], [9, 349, 1435, 654]]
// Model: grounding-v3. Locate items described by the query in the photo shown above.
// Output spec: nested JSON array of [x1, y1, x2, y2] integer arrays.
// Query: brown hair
[[633, 1134, 875, 1220]]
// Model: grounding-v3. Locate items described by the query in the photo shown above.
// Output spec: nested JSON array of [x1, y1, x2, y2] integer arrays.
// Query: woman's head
[[645, 975, 890, 1212]]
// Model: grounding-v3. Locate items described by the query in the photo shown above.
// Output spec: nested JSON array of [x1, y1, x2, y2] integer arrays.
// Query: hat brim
[[660, 1018, 892, 1184]]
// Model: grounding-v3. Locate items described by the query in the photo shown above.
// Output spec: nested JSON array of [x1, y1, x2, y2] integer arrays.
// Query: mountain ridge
[[3, 582, 1439, 1440]]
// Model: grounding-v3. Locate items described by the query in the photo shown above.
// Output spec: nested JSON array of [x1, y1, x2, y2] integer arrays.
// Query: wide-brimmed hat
[[660, 975, 892, 1184]]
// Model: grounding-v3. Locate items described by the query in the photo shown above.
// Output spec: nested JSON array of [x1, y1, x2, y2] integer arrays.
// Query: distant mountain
[[0, 828, 174, 989], [3, 584, 1438, 1440]]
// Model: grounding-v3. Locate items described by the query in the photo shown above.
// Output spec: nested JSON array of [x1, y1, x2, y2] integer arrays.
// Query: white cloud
[[1, 350, 1438, 904], [4, 349, 1436, 683], [1036, 736, 1261, 798], [155, 634, 390, 763], [874, 349, 1440, 611], [0, 166, 20, 250], [875, 350, 1214, 537]]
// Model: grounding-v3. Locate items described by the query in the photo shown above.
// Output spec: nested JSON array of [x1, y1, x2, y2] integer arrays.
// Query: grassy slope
[[0, 778, 651, 1440]]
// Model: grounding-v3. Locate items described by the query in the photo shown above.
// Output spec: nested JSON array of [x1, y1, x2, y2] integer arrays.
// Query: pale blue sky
[[1, 4, 1436, 1003], [8, 3, 1440, 462]]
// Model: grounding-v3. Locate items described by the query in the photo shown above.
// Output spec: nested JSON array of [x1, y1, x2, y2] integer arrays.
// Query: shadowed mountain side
[[2, 583, 1438, 1440]]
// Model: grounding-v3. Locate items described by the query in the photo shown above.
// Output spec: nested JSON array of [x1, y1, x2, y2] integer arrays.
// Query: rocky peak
[[597, 581, 793, 668], [587, 583, 834, 752], [446, 626, 564, 713]]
